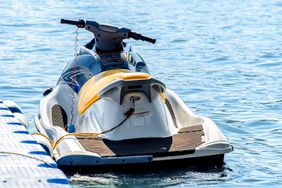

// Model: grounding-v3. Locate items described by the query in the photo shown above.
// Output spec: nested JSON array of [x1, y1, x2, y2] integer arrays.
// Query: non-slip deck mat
[[78, 124, 204, 157]]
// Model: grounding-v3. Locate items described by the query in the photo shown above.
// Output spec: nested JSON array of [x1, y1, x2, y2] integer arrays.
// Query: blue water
[[0, 0, 282, 187]]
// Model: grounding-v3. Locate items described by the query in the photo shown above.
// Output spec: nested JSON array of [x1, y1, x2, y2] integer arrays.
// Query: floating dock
[[0, 99, 70, 187]]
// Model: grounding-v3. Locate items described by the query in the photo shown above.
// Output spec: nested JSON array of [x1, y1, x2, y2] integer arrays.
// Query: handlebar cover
[[61, 19, 86, 28]]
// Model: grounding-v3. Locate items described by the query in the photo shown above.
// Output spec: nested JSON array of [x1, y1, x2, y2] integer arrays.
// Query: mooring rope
[[32, 106, 135, 156], [0, 151, 53, 167]]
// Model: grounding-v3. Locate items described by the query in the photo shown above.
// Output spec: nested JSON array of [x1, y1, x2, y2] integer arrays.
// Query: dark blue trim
[[7, 106, 22, 114], [21, 140, 38, 144], [47, 178, 69, 185], [7, 122, 22, 126], [13, 130, 29, 134], [65, 82, 80, 93], [1, 114, 14, 117], [38, 163, 58, 168], [29, 151, 48, 155]]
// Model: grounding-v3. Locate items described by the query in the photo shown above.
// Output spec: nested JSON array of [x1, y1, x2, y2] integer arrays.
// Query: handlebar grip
[[129, 31, 156, 44], [61, 19, 85, 28], [139, 35, 156, 44]]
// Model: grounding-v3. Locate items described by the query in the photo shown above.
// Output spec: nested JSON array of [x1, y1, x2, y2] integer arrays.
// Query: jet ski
[[34, 19, 233, 171]]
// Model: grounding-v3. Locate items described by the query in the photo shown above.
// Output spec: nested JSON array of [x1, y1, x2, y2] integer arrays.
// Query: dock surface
[[0, 99, 70, 187]]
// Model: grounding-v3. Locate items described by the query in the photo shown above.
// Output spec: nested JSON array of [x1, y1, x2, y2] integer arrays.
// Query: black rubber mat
[[78, 124, 204, 157], [165, 98, 178, 128], [51, 105, 68, 128]]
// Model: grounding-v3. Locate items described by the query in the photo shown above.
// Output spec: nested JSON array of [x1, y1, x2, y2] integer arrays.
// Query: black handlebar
[[61, 19, 85, 28], [129, 31, 156, 44], [60, 19, 156, 44]]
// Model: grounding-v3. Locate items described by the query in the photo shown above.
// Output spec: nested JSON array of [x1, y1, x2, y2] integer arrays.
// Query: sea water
[[0, 0, 281, 187]]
